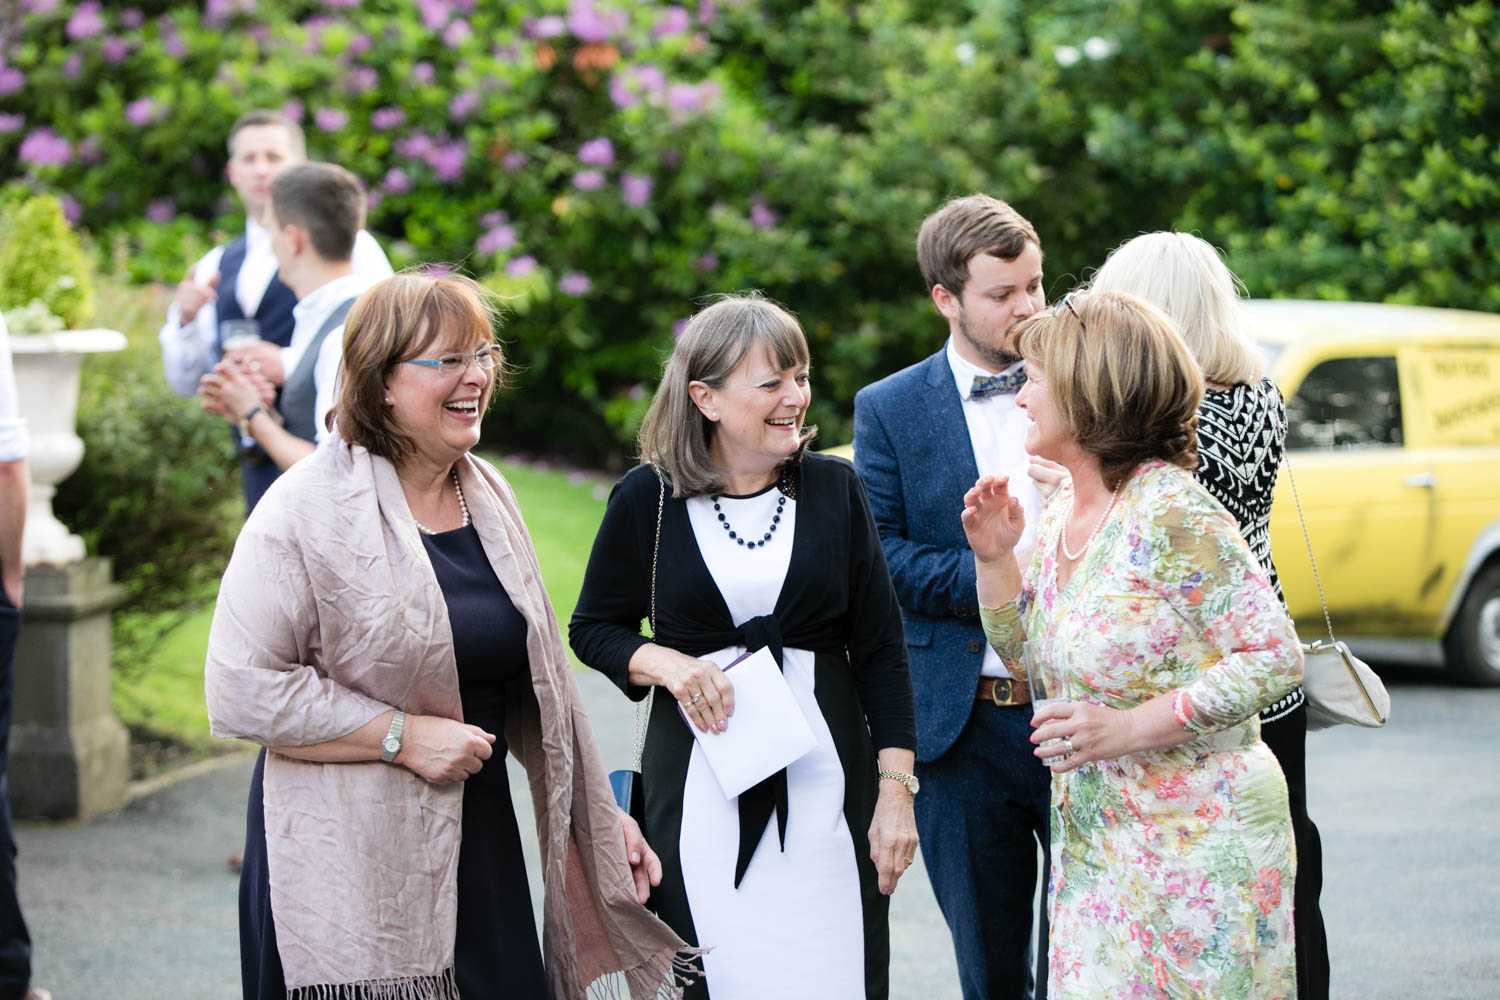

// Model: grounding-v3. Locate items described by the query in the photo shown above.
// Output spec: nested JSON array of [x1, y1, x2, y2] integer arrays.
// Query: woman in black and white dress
[[1092, 232, 1330, 1000], [570, 293, 918, 999]]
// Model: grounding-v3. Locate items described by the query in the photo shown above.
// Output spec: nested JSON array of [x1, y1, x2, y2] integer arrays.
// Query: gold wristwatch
[[878, 769, 919, 796]]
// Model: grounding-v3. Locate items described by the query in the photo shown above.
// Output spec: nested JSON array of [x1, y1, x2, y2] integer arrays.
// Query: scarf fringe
[[286, 967, 459, 1000], [583, 947, 708, 1000]]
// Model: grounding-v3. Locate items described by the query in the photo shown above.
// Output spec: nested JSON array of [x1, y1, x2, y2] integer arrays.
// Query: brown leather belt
[[976, 676, 1031, 707]]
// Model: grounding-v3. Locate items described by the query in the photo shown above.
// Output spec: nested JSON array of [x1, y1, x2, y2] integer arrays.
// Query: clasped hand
[[395, 715, 496, 785]]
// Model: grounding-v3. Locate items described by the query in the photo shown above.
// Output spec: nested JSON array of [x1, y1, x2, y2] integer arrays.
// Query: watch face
[[908, 775, 920, 795], [382, 736, 400, 755]]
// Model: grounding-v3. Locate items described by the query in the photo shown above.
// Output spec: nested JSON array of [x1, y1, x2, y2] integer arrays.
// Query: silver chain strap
[[1282, 453, 1338, 646], [629, 469, 665, 771]]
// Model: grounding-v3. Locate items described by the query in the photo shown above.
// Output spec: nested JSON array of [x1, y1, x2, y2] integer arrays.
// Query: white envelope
[[678, 645, 817, 799]]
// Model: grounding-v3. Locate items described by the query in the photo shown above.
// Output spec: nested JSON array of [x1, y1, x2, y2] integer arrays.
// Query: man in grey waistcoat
[[201, 162, 384, 468]]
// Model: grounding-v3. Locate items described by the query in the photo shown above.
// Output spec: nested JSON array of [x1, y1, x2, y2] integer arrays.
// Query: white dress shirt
[[287, 271, 385, 444], [947, 338, 1040, 679], [157, 220, 393, 398], [0, 314, 28, 462]]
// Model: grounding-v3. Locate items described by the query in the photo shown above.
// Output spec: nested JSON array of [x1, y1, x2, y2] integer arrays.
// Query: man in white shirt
[[201, 162, 384, 472], [0, 315, 50, 1000], [853, 195, 1054, 1000], [158, 109, 390, 509]]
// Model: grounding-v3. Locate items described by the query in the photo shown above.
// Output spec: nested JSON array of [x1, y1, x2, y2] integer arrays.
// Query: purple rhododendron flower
[[101, 36, 131, 63], [78, 136, 103, 164], [59, 195, 82, 224], [672, 318, 689, 339], [501, 151, 529, 171], [429, 141, 467, 182], [347, 66, 378, 94], [449, 91, 479, 120], [693, 252, 718, 271], [480, 211, 506, 228], [124, 97, 159, 126], [121, 8, 144, 27], [572, 170, 605, 191], [666, 83, 702, 112], [314, 107, 349, 132], [476, 225, 516, 255], [653, 6, 691, 37], [397, 133, 435, 158], [698, 0, 717, 23], [635, 65, 667, 91], [506, 255, 538, 278], [443, 18, 471, 46], [325, 0, 360, 7], [525, 15, 565, 39], [23, 0, 59, 14], [19, 127, 71, 167], [282, 100, 304, 123], [205, 0, 257, 26], [0, 114, 24, 134], [413, 61, 435, 84], [422, 263, 454, 278], [567, 1, 626, 43], [61, 53, 82, 78], [371, 107, 405, 130], [417, 0, 449, 30], [348, 33, 373, 56], [163, 28, 186, 58], [608, 78, 639, 109], [577, 137, 614, 166], [0, 68, 23, 96], [382, 168, 412, 193], [146, 199, 175, 223], [620, 173, 653, 207], [558, 272, 593, 296], [66, 1, 105, 39], [749, 197, 778, 229]]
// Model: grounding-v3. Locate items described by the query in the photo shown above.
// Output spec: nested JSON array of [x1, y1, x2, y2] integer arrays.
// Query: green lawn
[[113, 455, 614, 762]]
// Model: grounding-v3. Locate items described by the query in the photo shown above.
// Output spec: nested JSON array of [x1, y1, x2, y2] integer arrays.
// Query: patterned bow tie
[[970, 369, 1027, 399]]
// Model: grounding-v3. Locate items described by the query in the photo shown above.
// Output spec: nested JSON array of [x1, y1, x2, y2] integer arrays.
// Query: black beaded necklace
[[712, 488, 787, 550]]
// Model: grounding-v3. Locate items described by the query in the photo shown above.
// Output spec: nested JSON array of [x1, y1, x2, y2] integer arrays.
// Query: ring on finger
[[1063, 737, 1077, 756], [689, 692, 703, 705]]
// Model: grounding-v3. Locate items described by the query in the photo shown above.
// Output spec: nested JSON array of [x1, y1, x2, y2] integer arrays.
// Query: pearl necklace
[[1059, 479, 1122, 562], [712, 488, 787, 551], [413, 468, 469, 535]]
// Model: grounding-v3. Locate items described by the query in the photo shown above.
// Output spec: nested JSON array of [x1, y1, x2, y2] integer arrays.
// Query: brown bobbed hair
[[1013, 289, 1203, 490], [638, 292, 816, 498], [334, 271, 505, 466]]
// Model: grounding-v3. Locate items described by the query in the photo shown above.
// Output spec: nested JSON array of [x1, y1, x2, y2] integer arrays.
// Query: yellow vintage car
[[1251, 300, 1500, 686], [830, 300, 1500, 684]]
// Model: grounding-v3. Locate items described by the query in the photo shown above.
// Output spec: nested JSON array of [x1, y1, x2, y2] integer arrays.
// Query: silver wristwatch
[[380, 710, 405, 763]]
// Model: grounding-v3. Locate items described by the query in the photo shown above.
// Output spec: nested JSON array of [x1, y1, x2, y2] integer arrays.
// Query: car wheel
[[1445, 563, 1500, 686]]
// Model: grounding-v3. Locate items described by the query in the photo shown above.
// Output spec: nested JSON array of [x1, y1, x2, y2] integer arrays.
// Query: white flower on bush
[[1054, 45, 1081, 67], [955, 42, 976, 67], [3, 299, 66, 335], [1084, 36, 1114, 60]]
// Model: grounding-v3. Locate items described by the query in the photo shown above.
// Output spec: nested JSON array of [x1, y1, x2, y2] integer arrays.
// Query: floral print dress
[[981, 460, 1303, 1000]]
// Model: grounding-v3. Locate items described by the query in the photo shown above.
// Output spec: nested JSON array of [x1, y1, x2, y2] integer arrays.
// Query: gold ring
[[1063, 738, 1076, 756], [689, 693, 703, 705], [903, 855, 914, 865]]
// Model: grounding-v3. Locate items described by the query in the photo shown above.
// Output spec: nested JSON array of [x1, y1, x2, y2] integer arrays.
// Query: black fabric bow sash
[[661, 610, 842, 888]]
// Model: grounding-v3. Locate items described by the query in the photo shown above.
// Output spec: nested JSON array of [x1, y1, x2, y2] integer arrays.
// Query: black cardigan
[[569, 452, 916, 756]]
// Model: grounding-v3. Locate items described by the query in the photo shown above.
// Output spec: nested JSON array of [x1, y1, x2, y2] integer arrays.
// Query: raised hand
[[961, 474, 1027, 563], [176, 268, 219, 323]]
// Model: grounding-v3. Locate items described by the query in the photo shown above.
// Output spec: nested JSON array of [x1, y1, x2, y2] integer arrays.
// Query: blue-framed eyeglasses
[[1051, 293, 1086, 331], [402, 345, 501, 375]]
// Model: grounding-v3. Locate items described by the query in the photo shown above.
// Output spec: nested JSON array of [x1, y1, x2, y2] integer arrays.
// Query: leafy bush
[[3, 0, 1497, 467], [0, 193, 95, 327], [51, 282, 242, 674]]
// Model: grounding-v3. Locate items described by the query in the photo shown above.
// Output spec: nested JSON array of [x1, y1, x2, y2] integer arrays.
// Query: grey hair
[[1089, 231, 1264, 385], [638, 292, 816, 498]]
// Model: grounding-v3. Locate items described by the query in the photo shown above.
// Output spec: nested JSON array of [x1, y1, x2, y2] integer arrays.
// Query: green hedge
[[5, 0, 1497, 467]]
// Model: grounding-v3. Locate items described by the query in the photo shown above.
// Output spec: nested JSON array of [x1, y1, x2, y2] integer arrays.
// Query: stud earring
[[710, 410, 718, 419], [384, 396, 393, 404]]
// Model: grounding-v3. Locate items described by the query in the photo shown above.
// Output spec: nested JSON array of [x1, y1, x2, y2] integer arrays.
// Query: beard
[[956, 309, 1022, 371]]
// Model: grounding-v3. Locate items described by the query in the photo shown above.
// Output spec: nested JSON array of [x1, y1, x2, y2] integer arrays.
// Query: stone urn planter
[[8, 327, 131, 820]]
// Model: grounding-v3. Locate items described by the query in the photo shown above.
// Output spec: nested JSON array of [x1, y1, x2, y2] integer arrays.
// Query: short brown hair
[[638, 292, 816, 498], [269, 162, 364, 262], [1013, 289, 1202, 490], [336, 271, 504, 465], [916, 194, 1041, 296], [226, 109, 306, 158]]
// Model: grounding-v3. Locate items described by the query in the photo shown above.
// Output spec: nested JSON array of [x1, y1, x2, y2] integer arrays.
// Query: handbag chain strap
[[1282, 452, 1339, 647], [629, 469, 665, 771]]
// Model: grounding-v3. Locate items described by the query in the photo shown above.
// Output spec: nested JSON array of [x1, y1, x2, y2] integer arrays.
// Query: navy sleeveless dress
[[238, 523, 546, 998]]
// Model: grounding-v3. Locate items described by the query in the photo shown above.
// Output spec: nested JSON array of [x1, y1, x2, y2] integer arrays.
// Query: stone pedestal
[[10, 558, 129, 820]]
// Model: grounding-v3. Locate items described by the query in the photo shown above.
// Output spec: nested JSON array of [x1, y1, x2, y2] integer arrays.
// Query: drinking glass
[[1023, 639, 1070, 766], [220, 319, 262, 354]]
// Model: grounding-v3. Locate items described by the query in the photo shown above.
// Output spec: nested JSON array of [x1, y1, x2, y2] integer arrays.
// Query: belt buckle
[[990, 678, 1013, 707]]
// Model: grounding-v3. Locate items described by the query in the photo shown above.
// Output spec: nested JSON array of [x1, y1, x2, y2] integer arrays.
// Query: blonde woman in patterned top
[[962, 289, 1303, 1000], [1092, 231, 1328, 999]]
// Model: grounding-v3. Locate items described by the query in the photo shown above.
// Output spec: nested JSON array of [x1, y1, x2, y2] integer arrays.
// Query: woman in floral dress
[[963, 289, 1303, 999]]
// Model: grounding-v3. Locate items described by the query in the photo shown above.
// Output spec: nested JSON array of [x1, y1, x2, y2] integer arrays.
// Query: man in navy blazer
[[853, 195, 1052, 1000]]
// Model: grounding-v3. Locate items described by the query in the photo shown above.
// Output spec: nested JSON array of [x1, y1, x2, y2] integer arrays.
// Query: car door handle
[[1403, 472, 1437, 489]]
